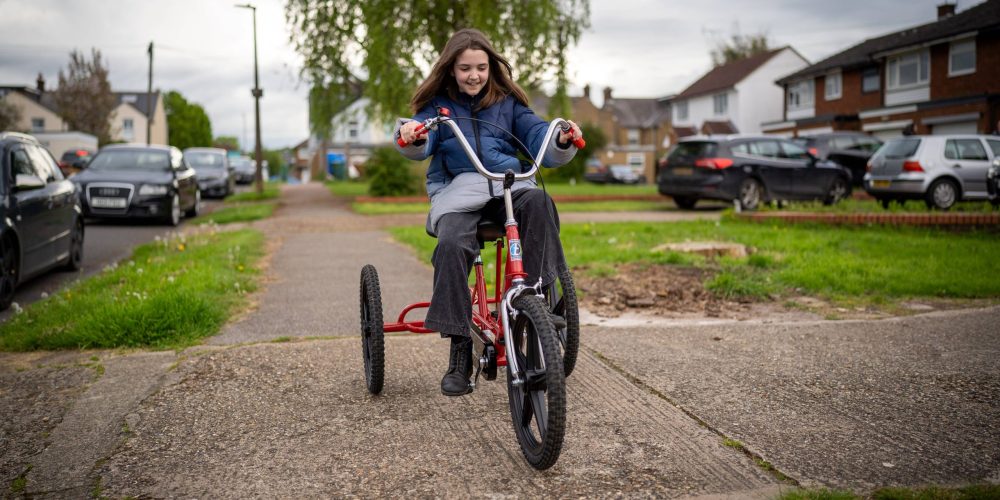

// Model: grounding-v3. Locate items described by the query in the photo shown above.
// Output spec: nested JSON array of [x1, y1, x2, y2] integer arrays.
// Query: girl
[[395, 28, 582, 396]]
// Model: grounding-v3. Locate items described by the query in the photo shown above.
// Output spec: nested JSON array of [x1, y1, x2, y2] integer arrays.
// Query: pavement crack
[[583, 345, 800, 486]]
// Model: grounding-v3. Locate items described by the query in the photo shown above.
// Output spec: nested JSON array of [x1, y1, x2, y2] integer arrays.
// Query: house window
[[348, 121, 359, 140], [627, 129, 640, 145], [123, 118, 134, 140], [887, 50, 929, 89], [825, 72, 842, 100], [627, 153, 644, 168], [949, 39, 975, 76], [787, 80, 813, 109], [713, 93, 728, 115], [31, 118, 45, 132], [675, 101, 688, 121], [862, 68, 880, 93]]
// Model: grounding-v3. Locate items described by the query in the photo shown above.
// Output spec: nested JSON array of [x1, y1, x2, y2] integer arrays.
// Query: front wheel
[[165, 194, 181, 226], [738, 178, 763, 211], [925, 179, 958, 210], [507, 294, 566, 470], [185, 190, 201, 218], [360, 264, 385, 395], [62, 219, 84, 271], [824, 177, 849, 205], [545, 268, 580, 377]]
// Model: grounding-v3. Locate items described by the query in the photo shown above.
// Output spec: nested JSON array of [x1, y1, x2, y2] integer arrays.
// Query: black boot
[[441, 335, 473, 396]]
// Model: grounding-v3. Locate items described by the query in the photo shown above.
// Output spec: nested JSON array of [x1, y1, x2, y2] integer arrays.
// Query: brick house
[[764, 0, 1000, 140]]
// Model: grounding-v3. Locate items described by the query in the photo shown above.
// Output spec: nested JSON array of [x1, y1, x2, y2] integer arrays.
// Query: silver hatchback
[[864, 135, 1000, 209]]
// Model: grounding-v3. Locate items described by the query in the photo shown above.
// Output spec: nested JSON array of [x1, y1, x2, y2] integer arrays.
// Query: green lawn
[[326, 180, 373, 198], [389, 219, 1000, 307], [196, 201, 276, 225], [760, 198, 998, 214], [227, 183, 281, 202], [779, 484, 1000, 500], [0, 229, 265, 351]]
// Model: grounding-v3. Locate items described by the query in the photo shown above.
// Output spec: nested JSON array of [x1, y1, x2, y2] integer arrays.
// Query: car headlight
[[139, 184, 170, 196]]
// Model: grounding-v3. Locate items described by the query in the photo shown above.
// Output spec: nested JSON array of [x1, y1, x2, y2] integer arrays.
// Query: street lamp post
[[235, 3, 264, 195]]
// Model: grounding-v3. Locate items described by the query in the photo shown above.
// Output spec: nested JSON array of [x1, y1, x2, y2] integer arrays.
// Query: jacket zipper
[[469, 94, 492, 196]]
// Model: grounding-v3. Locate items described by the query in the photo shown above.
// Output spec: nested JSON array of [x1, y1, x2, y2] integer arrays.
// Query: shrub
[[365, 146, 420, 196]]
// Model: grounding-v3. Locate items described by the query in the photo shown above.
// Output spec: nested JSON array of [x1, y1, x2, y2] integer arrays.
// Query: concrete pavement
[[1, 183, 997, 498]]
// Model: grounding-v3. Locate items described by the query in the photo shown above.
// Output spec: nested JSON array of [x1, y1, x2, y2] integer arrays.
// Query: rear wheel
[[673, 196, 698, 210], [166, 194, 181, 226], [507, 294, 566, 470], [738, 178, 763, 211], [545, 268, 580, 377], [0, 235, 18, 311], [360, 264, 385, 395], [824, 177, 849, 205], [925, 179, 958, 210]]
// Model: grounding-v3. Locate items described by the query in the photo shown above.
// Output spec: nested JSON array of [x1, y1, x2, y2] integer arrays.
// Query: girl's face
[[452, 49, 489, 96]]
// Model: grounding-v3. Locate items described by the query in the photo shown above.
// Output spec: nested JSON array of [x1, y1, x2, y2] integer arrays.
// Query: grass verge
[[389, 219, 1000, 308], [226, 183, 280, 202], [759, 198, 998, 214], [195, 201, 276, 225], [779, 484, 1000, 500], [0, 229, 265, 351]]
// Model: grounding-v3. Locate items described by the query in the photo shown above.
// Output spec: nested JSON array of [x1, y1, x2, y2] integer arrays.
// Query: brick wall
[[815, 69, 882, 118], [930, 33, 1000, 100]]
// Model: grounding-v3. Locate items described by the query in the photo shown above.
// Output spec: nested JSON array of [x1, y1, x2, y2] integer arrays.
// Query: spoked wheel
[[359, 264, 385, 394], [545, 268, 580, 377], [0, 235, 18, 311], [507, 294, 566, 470]]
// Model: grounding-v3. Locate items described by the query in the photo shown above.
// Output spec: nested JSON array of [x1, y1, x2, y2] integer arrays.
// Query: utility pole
[[147, 41, 153, 145], [236, 3, 264, 195]]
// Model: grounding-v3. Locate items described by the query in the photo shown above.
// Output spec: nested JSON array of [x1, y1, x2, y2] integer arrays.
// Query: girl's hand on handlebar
[[559, 120, 584, 148], [399, 120, 426, 145]]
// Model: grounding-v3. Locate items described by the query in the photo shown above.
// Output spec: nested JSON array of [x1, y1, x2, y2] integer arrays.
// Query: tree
[[52, 49, 117, 145], [710, 31, 771, 67], [541, 122, 607, 182], [213, 136, 240, 152], [165, 90, 212, 150], [0, 98, 22, 132], [285, 0, 590, 137]]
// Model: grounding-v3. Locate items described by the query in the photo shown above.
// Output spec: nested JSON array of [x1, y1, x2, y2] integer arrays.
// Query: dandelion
[[136, 268, 144, 274], [167, 276, 175, 283], [40, 292, 48, 299], [11, 302, 22, 314], [237, 265, 245, 271], [177, 243, 186, 252]]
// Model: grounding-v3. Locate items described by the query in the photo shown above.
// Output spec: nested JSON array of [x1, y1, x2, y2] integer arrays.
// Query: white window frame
[[348, 120, 359, 140], [713, 93, 728, 115], [948, 39, 976, 77], [824, 71, 842, 100], [627, 128, 640, 145], [787, 80, 814, 110], [675, 100, 688, 121], [886, 50, 930, 90], [627, 153, 644, 168], [30, 117, 45, 133], [123, 118, 135, 140]]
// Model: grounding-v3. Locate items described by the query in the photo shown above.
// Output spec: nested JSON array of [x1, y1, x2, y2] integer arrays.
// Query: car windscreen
[[880, 138, 921, 159], [231, 159, 253, 170], [88, 150, 170, 171], [185, 152, 226, 169], [668, 142, 718, 162]]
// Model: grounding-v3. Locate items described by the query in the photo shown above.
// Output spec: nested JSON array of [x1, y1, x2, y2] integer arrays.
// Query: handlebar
[[396, 109, 584, 181]]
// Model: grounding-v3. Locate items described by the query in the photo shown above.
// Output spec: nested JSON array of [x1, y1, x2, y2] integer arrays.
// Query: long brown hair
[[410, 28, 529, 113]]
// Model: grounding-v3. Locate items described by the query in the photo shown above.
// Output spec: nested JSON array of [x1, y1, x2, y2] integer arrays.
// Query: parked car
[[71, 144, 200, 226], [585, 159, 647, 185], [0, 132, 85, 310], [583, 157, 608, 184], [656, 135, 852, 210], [230, 156, 255, 184], [987, 157, 1000, 207], [57, 148, 95, 177], [184, 147, 234, 198], [864, 135, 1000, 210], [792, 132, 882, 187]]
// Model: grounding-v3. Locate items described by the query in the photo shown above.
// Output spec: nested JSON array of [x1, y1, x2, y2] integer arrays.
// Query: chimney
[[937, 2, 956, 19], [36, 73, 45, 93], [583, 84, 591, 99], [603, 86, 612, 103]]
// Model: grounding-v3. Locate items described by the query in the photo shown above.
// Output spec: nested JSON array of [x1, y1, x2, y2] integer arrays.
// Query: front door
[[27, 144, 77, 264], [9, 147, 51, 277]]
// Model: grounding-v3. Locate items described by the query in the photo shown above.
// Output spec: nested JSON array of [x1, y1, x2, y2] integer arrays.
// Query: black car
[[184, 147, 235, 198], [792, 132, 882, 187], [657, 135, 852, 210], [71, 144, 200, 226], [230, 156, 255, 184], [0, 132, 85, 310], [58, 148, 95, 177]]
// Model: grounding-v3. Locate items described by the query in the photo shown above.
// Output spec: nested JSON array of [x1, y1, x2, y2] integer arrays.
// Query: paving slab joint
[[584, 346, 800, 486]]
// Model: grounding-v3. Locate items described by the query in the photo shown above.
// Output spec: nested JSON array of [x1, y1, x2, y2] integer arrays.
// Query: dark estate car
[[230, 156, 255, 184], [71, 144, 200, 226], [657, 135, 852, 210], [184, 147, 235, 198], [792, 132, 882, 187], [58, 148, 96, 177], [0, 132, 85, 310]]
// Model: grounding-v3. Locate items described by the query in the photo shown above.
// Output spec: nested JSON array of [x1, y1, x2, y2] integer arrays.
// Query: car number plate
[[872, 180, 891, 189], [673, 167, 694, 176], [91, 197, 127, 208]]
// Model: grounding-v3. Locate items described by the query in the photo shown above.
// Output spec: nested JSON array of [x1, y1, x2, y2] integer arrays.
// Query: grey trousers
[[423, 189, 567, 338]]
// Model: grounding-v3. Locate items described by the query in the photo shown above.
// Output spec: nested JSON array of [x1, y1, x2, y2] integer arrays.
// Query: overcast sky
[[0, 0, 974, 149]]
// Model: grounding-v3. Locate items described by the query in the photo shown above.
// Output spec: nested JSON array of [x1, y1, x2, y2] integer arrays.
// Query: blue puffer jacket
[[402, 91, 572, 197]]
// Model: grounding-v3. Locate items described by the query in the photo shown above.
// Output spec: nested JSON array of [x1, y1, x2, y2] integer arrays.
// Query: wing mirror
[[14, 174, 45, 192]]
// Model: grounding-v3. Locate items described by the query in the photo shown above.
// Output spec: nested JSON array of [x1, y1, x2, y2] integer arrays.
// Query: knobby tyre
[[360, 264, 385, 394], [546, 268, 580, 377], [507, 294, 566, 470]]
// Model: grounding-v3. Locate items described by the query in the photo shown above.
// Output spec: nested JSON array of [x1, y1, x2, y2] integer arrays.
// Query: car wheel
[[63, 219, 84, 271], [166, 194, 181, 226], [0, 234, 19, 311], [673, 196, 698, 210], [186, 190, 201, 218], [824, 177, 850, 205], [738, 178, 763, 211], [925, 179, 958, 210], [877, 197, 891, 209]]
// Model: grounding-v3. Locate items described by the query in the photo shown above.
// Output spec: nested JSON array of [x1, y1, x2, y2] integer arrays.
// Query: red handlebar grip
[[572, 137, 586, 149], [397, 123, 428, 147]]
